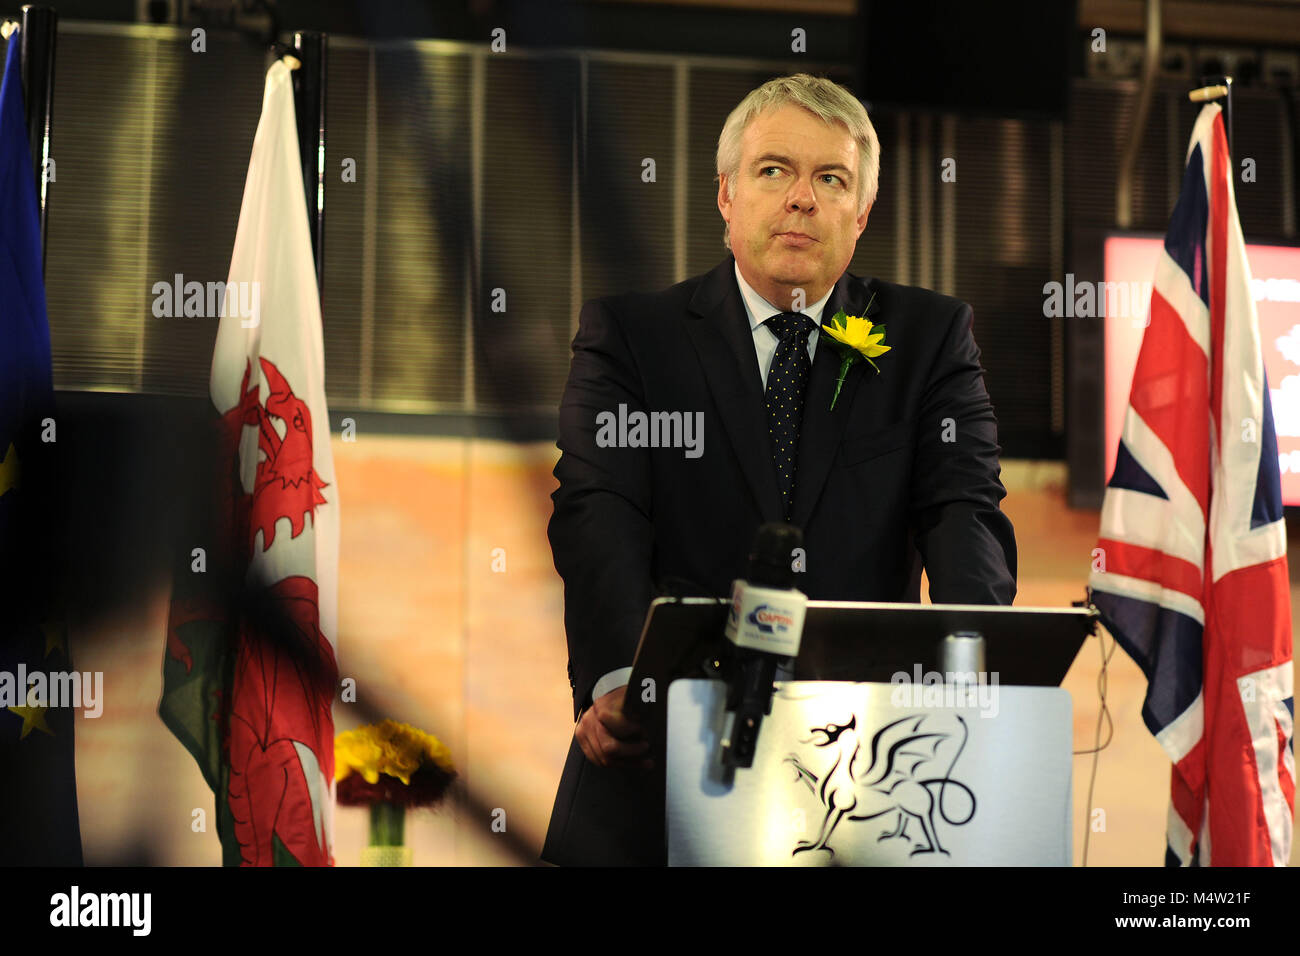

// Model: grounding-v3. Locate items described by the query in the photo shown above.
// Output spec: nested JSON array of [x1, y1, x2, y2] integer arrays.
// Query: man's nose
[[787, 177, 816, 212]]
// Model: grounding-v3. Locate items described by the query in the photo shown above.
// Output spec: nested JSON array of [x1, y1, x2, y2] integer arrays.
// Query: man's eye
[[821, 174, 843, 186], [761, 166, 782, 177]]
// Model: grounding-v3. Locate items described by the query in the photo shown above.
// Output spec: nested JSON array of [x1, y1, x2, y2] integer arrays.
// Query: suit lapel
[[788, 271, 881, 529], [685, 258, 784, 523], [685, 258, 880, 529]]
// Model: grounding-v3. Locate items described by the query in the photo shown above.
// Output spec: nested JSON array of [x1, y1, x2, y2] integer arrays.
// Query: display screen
[[1103, 235, 1300, 504]]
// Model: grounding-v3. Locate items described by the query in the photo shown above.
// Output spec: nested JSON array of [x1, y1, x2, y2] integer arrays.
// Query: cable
[[1076, 613, 1117, 867]]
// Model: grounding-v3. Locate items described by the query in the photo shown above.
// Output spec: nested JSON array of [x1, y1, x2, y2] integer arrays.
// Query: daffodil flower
[[820, 296, 889, 410]]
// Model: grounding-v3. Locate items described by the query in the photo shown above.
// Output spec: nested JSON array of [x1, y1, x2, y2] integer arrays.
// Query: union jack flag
[[1088, 102, 1294, 866]]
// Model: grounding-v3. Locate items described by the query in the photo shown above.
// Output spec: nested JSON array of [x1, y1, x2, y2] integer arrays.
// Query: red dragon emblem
[[167, 356, 337, 866]]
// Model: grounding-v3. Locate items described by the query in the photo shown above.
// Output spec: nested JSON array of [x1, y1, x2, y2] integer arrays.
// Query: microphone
[[719, 523, 808, 768]]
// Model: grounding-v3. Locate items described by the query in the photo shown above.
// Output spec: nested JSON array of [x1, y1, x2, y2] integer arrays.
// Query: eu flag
[[0, 29, 82, 865]]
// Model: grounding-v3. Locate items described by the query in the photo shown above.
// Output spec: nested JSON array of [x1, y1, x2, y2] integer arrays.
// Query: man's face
[[718, 104, 870, 308]]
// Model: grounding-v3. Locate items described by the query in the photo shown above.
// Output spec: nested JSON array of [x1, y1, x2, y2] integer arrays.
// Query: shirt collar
[[733, 261, 835, 332]]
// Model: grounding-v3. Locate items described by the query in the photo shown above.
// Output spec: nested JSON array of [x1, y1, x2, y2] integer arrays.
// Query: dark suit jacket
[[542, 255, 1017, 865]]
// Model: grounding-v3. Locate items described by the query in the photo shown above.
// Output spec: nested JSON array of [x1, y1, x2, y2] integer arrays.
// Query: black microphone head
[[747, 522, 802, 589]]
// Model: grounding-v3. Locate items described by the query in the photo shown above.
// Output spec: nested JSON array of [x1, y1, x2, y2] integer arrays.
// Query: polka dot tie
[[764, 311, 815, 521]]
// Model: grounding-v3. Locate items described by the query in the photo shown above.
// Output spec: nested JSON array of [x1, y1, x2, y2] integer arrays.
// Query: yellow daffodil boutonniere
[[820, 296, 890, 411]]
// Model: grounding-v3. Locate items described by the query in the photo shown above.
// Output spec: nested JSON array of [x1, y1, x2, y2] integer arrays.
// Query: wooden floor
[[68, 440, 1300, 865]]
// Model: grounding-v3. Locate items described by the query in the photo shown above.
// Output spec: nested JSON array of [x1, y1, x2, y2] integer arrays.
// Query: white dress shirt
[[585, 265, 836, 709], [734, 261, 834, 385]]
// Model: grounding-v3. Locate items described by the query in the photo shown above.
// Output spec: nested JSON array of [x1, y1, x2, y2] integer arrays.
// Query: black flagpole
[[292, 30, 326, 297], [18, 3, 56, 275]]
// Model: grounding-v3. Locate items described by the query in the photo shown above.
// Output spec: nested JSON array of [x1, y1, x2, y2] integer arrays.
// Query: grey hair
[[715, 73, 880, 250]]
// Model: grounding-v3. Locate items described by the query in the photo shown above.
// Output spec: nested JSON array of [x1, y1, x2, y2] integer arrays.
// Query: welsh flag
[[161, 58, 340, 866]]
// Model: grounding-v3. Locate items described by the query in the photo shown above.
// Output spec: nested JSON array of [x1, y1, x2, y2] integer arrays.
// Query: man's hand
[[576, 685, 653, 770]]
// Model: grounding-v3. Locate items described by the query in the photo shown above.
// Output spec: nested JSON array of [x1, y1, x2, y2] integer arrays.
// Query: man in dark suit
[[542, 74, 1016, 865]]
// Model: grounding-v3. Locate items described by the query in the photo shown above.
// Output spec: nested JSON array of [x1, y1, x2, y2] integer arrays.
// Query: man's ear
[[855, 200, 872, 239], [717, 173, 731, 225]]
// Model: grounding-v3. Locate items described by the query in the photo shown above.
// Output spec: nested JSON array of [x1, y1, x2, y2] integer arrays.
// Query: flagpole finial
[[0, 20, 17, 40], [281, 53, 301, 71], [1188, 81, 1230, 103]]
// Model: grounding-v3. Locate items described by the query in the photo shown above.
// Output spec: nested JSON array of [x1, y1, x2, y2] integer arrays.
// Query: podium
[[624, 598, 1098, 866]]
